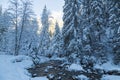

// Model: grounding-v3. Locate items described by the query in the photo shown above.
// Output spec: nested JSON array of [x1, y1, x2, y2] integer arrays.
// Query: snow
[[48, 74, 54, 79], [0, 55, 48, 80], [101, 75, 120, 80], [0, 55, 31, 80], [31, 77, 48, 80], [51, 56, 65, 61], [75, 75, 89, 80], [38, 56, 50, 63], [118, 27, 120, 33], [68, 63, 83, 71], [94, 61, 120, 71]]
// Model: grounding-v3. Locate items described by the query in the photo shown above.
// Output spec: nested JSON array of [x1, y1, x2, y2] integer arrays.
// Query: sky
[[33, 0, 64, 16], [0, 0, 64, 24], [0, 0, 64, 15]]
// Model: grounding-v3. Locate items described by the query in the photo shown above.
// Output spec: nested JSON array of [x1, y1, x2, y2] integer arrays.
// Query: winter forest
[[0, 0, 120, 80]]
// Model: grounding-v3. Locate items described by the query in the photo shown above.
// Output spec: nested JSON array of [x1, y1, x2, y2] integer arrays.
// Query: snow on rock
[[48, 74, 54, 79], [75, 75, 89, 80], [101, 75, 120, 80], [0, 55, 33, 80], [51, 56, 66, 61], [68, 63, 83, 71], [31, 77, 48, 80], [94, 61, 120, 71]]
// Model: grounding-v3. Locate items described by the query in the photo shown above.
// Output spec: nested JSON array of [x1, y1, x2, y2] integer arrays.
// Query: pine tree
[[95, 0, 120, 65], [0, 6, 9, 52], [49, 22, 63, 57], [2, 9, 15, 54], [79, 0, 110, 64], [0, 5, 5, 51], [62, 0, 81, 59], [109, 1, 120, 65], [38, 6, 50, 56], [0, 5, 3, 34], [79, 0, 120, 64]]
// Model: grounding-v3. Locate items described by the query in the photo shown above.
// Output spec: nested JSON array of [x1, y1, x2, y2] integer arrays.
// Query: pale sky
[[0, 0, 64, 16]]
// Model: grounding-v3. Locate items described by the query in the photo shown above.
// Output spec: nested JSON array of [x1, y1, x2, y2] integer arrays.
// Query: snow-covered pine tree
[[79, 0, 95, 57], [1, 9, 15, 54], [108, 0, 120, 65], [93, 0, 120, 65], [62, 0, 81, 61], [0, 5, 3, 51], [0, 6, 9, 53], [38, 6, 50, 56], [0, 5, 6, 52], [49, 22, 63, 57], [80, 0, 120, 65], [28, 18, 40, 65], [112, 34, 120, 65], [76, 0, 99, 69], [90, 0, 108, 64], [79, 0, 110, 64]]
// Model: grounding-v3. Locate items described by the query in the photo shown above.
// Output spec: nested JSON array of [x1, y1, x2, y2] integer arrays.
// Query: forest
[[0, 0, 120, 80]]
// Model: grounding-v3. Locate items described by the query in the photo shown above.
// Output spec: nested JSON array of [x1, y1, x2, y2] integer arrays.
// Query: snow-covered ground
[[0, 55, 48, 80], [101, 75, 120, 80]]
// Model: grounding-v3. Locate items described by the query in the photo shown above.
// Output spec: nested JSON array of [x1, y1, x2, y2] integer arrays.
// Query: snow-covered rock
[[68, 63, 83, 71], [74, 75, 89, 80]]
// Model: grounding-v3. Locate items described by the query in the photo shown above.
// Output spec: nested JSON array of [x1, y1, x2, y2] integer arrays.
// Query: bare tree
[[8, 0, 20, 55], [18, 0, 34, 54]]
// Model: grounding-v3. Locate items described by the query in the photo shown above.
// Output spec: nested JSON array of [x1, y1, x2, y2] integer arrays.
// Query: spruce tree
[[62, 0, 81, 59], [49, 22, 63, 57], [109, 1, 120, 65], [0, 6, 9, 52], [38, 6, 50, 56]]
